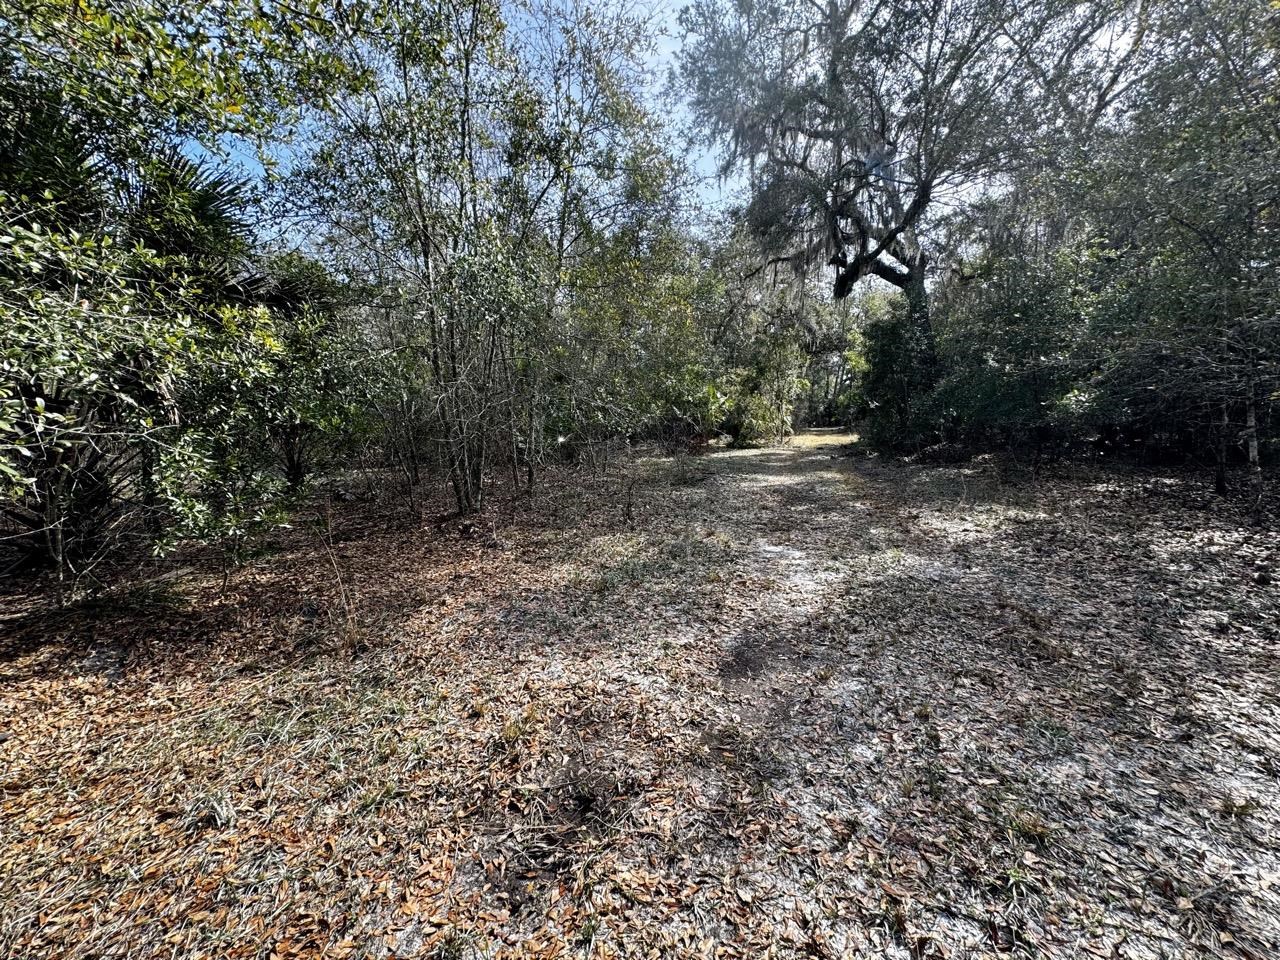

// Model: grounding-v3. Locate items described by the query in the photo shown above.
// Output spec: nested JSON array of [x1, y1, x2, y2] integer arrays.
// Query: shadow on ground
[[2, 432, 1277, 959]]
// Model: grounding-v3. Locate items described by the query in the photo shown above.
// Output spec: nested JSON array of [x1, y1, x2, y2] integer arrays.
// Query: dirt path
[[3, 432, 1279, 959]]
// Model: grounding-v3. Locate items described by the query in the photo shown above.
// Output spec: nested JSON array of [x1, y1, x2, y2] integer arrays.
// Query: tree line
[[2, 0, 1276, 593], [0, 0, 800, 591], [682, 0, 1279, 506]]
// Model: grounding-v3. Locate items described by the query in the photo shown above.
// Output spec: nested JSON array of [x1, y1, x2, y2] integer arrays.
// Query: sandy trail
[[3, 431, 1278, 959]]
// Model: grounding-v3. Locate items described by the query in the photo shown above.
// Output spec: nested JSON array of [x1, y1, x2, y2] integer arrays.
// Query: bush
[[0, 210, 351, 589]]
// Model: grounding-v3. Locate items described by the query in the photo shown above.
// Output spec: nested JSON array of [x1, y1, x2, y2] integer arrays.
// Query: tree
[[682, 1, 1131, 344], [282, 0, 689, 511], [1094, 0, 1280, 506], [0, 0, 354, 587]]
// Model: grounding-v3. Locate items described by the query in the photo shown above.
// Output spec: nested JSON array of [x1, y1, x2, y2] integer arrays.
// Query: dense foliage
[[3, 0, 1277, 593], [684, 0, 1279, 506], [0, 0, 745, 590]]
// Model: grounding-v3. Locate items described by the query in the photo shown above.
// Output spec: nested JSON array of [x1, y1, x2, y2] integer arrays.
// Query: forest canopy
[[2, 0, 1277, 589]]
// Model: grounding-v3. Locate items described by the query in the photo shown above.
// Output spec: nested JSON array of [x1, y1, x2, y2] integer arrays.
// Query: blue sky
[[191, 0, 740, 246], [650, 0, 741, 211]]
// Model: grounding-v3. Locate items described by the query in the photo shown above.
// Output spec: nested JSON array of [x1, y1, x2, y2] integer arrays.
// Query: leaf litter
[[2, 431, 1278, 959]]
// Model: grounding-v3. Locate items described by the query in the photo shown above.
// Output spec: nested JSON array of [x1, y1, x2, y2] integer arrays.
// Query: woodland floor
[[2, 431, 1280, 959]]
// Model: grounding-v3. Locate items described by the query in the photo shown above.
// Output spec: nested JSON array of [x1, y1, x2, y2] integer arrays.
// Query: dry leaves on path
[[2, 431, 1278, 959]]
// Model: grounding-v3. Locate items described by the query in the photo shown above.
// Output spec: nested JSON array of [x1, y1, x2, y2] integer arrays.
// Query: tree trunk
[[1215, 401, 1229, 497], [1245, 391, 1262, 513], [283, 428, 308, 493], [526, 388, 537, 492], [903, 257, 938, 383]]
